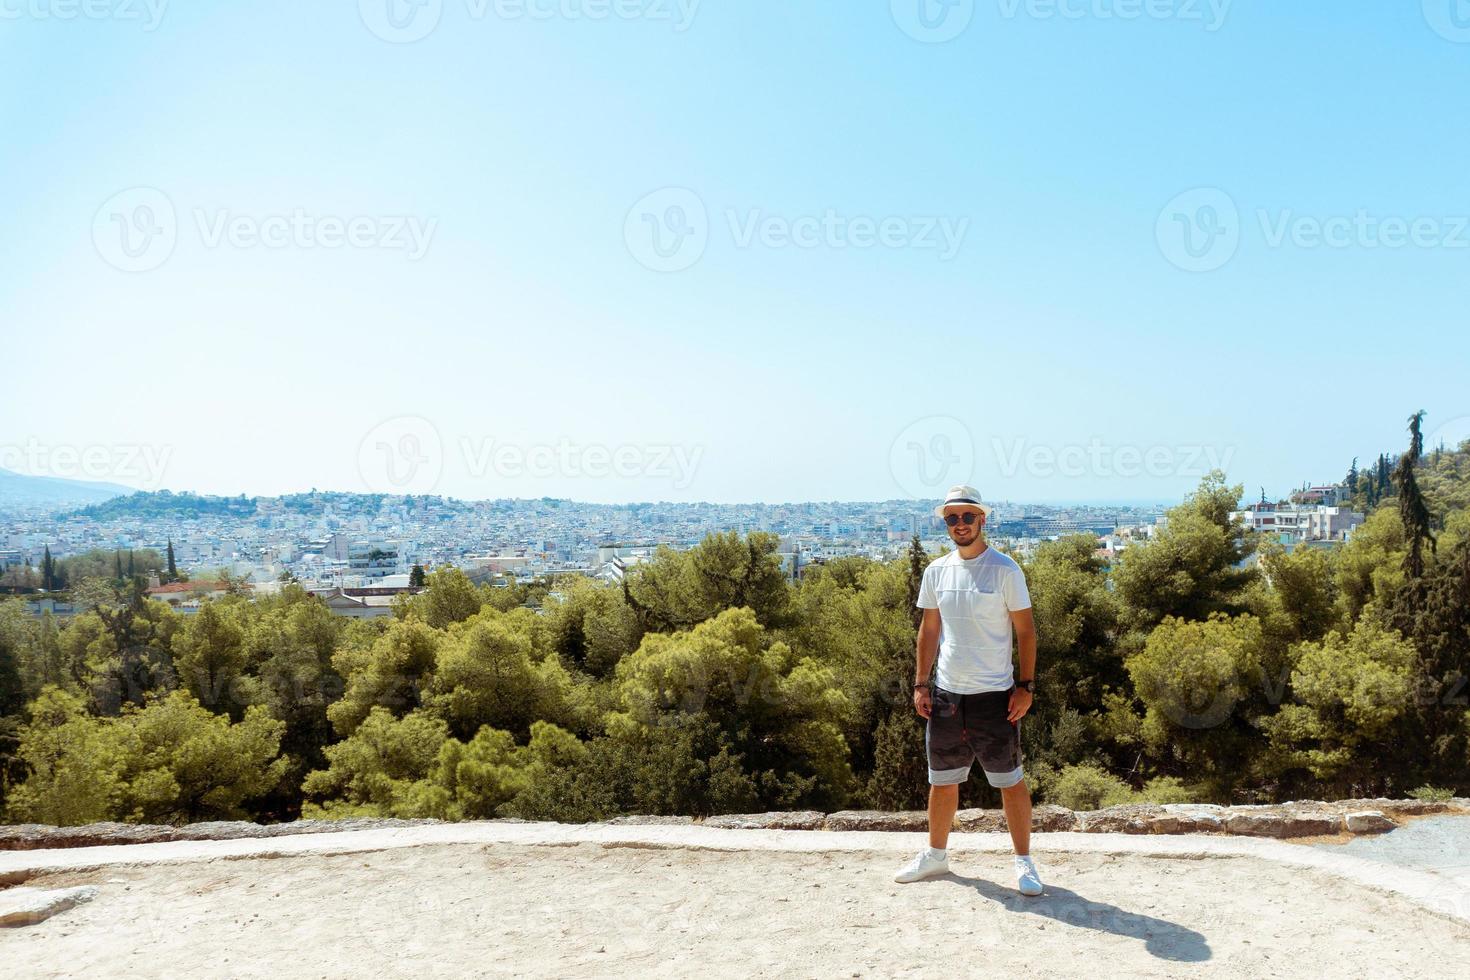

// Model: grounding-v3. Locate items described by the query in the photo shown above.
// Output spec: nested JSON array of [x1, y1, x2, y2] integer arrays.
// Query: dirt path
[[4, 838, 1469, 979]]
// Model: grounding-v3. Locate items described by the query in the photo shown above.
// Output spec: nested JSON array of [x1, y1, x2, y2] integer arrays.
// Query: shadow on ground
[[943, 873, 1211, 962]]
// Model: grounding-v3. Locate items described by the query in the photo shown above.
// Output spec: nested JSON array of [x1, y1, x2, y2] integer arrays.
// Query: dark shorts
[[925, 686, 1024, 788]]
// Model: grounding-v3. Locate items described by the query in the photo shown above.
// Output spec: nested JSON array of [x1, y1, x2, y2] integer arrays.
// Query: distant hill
[[68, 489, 258, 520], [0, 468, 134, 508]]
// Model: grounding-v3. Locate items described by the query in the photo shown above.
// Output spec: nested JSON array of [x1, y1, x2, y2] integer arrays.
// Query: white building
[[348, 539, 401, 580], [1232, 502, 1364, 543]]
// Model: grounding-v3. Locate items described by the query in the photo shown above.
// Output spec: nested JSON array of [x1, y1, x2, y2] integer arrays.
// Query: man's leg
[[999, 780, 1031, 856], [929, 783, 960, 849]]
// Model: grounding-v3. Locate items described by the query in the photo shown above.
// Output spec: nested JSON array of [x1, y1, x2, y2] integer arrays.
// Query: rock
[[953, 804, 1074, 833], [0, 886, 99, 927], [1222, 810, 1342, 838], [1325, 798, 1454, 818], [1075, 804, 1167, 834], [603, 815, 695, 827], [0, 818, 447, 852], [0, 822, 170, 850], [822, 811, 930, 832], [953, 809, 1007, 833], [1157, 803, 1226, 834], [1344, 810, 1396, 834], [1032, 804, 1078, 832], [703, 812, 825, 831]]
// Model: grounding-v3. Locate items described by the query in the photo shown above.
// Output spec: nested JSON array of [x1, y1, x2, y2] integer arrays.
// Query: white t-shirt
[[916, 546, 1032, 695]]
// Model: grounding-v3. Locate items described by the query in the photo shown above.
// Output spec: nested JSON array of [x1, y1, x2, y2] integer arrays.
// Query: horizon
[[0, 464, 1266, 512]]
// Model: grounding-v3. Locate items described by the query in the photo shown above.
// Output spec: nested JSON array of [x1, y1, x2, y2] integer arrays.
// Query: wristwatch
[[1016, 679, 1035, 693]]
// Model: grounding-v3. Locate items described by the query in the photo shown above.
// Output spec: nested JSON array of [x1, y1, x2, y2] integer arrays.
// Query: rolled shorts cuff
[[984, 765, 1024, 789], [928, 765, 970, 786]]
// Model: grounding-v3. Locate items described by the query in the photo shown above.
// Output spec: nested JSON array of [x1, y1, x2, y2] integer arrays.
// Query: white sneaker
[[894, 849, 950, 883], [1015, 854, 1043, 896]]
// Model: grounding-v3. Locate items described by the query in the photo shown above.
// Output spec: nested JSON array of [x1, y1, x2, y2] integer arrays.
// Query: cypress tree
[[166, 540, 178, 583], [1394, 411, 1435, 581], [906, 532, 926, 631], [42, 545, 53, 591]]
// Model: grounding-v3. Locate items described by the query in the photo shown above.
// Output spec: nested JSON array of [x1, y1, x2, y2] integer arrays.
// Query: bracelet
[[913, 682, 930, 690]]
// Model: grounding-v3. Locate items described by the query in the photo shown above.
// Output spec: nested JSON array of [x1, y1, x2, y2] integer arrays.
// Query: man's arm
[[913, 606, 941, 718], [915, 606, 941, 683], [1012, 606, 1036, 682], [1007, 606, 1036, 722]]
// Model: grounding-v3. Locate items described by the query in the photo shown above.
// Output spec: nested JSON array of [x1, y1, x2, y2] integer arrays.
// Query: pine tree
[[905, 533, 926, 631], [1394, 411, 1436, 581], [410, 564, 426, 588]]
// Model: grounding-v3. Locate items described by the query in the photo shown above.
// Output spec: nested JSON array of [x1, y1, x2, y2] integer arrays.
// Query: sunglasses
[[944, 513, 980, 527]]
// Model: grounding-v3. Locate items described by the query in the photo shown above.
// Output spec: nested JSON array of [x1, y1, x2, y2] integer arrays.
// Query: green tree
[[607, 607, 853, 812], [623, 531, 791, 632], [1257, 540, 1339, 645], [237, 588, 345, 819], [1396, 411, 1436, 580], [70, 578, 180, 713], [7, 687, 286, 825], [1124, 613, 1268, 796], [1258, 619, 1416, 794], [423, 609, 586, 740], [1024, 535, 1121, 715], [326, 620, 441, 737], [109, 691, 289, 823], [5, 687, 125, 825], [1112, 472, 1257, 632], [171, 600, 252, 716], [302, 707, 450, 818], [540, 576, 642, 678], [399, 567, 485, 629]]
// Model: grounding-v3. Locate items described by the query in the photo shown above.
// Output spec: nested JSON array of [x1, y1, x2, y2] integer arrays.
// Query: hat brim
[[935, 500, 993, 519]]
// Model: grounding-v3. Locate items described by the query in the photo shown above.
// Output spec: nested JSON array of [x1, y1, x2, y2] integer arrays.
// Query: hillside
[[0, 470, 132, 509]]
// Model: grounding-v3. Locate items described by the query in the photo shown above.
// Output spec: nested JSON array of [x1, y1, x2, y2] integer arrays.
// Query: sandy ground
[[4, 832, 1470, 980]]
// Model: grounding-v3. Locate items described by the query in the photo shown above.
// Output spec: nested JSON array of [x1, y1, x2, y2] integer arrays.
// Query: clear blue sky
[[3, 2, 1468, 506]]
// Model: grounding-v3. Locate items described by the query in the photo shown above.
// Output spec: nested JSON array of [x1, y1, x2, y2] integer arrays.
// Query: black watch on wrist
[[1016, 679, 1034, 693]]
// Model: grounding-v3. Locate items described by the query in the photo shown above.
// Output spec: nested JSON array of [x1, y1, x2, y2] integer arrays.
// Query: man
[[894, 484, 1043, 896]]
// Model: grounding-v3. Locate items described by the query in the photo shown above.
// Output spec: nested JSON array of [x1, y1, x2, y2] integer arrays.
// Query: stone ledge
[[702, 811, 824, 831], [3, 798, 1465, 851]]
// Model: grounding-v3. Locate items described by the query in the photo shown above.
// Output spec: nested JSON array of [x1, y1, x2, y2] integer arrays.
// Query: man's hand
[[913, 686, 932, 719], [1006, 686, 1033, 724]]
